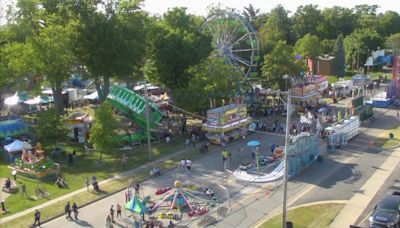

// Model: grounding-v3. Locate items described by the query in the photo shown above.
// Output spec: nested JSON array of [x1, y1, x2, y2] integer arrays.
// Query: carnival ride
[[107, 86, 163, 143], [8, 143, 58, 179], [125, 180, 220, 223], [201, 9, 260, 79], [234, 140, 285, 183]]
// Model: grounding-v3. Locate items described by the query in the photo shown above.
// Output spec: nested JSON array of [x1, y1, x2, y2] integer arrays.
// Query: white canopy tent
[[4, 140, 32, 153], [83, 91, 98, 100]]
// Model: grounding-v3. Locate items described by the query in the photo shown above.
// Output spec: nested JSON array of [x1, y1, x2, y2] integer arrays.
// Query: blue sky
[[1, 0, 400, 25]]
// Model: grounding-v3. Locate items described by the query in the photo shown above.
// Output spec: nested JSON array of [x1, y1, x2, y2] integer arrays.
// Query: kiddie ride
[[8, 143, 58, 179], [146, 180, 217, 221], [234, 142, 285, 183]]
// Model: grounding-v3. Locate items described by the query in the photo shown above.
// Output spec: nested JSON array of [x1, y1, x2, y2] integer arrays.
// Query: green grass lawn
[[328, 75, 352, 84], [0, 136, 193, 219], [374, 124, 400, 149], [260, 203, 344, 228]]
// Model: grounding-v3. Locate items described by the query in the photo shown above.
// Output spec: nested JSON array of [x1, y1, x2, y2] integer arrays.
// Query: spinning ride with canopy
[[201, 9, 260, 79]]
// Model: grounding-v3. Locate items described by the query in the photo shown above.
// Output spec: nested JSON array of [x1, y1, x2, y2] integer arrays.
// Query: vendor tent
[[125, 193, 148, 214], [0, 119, 28, 137], [4, 91, 29, 106], [4, 140, 32, 152], [24, 96, 51, 105], [83, 91, 98, 100]]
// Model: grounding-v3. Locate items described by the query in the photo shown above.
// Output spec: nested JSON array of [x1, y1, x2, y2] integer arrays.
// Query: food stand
[[291, 83, 321, 112], [202, 104, 252, 145], [68, 112, 92, 143]]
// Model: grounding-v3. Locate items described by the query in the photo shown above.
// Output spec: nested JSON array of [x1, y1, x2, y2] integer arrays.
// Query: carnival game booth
[[365, 91, 394, 108], [332, 79, 353, 98], [68, 112, 92, 143], [202, 104, 252, 145], [291, 82, 321, 112], [307, 75, 328, 92]]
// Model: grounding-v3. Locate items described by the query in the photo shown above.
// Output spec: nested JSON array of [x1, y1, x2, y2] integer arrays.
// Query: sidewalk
[[329, 146, 400, 227], [0, 141, 202, 224]]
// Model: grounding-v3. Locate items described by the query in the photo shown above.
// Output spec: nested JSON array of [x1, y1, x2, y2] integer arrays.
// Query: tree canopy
[[89, 102, 118, 161], [261, 40, 305, 89], [173, 57, 242, 113]]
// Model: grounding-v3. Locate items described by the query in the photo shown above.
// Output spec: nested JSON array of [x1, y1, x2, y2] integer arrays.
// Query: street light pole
[[282, 90, 291, 228], [145, 83, 152, 160], [283, 74, 290, 91]]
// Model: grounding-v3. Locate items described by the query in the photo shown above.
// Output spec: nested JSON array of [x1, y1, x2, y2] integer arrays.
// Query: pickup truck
[[369, 192, 400, 228]]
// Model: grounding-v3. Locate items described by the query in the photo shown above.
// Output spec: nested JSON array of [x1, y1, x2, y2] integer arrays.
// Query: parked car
[[369, 192, 400, 227]]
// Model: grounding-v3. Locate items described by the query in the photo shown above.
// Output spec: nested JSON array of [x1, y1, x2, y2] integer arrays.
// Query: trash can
[[287, 221, 293, 228], [390, 133, 394, 140]]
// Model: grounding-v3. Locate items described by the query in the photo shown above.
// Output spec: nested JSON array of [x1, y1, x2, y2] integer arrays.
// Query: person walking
[[65, 201, 71, 219], [85, 177, 89, 192], [116, 203, 122, 219], [135, 183, 140, 195], [33, 209, 41, 227], [110, 205, 115, 223], [180, 159, 186, 170], [105, 214, 112, 228], [21, 182, 28, 197], [186, 159, 192, 172], [221, 149, 229, 170], [191, 134, 196, 147], [72, 202, 78, 220]]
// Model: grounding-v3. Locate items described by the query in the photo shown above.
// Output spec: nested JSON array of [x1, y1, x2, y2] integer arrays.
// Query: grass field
[[374, 123, 400, 149], [260, 203, 344, 228]]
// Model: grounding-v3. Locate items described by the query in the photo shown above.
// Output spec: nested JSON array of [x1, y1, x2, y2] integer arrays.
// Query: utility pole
[[145, 83, 152, 160], [282, 90, 291, 228]]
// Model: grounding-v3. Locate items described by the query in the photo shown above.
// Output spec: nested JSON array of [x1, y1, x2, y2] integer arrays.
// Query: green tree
[[292, 4, 323, 40], [242, 4, 260, 28], [320, 39, 336, 55], [261, 40, 305, 89], [386, 33, 400, 53], [344, 28, 384, 71], [29, 23, 75, 113], [146, 8, 211, 89], [3, 0, 77, 113], [320, 6, 356, 39], [353, 5, 379, 30], [378, 11, 400, 37], [173, 57, 241, 113], [333, 34, 345, 77], [75, 0, 147, 100], [258, 5, 292, 53], [35, 108, 69, 148], [89, 102, 118, 161], [294, 33, 320, 59]]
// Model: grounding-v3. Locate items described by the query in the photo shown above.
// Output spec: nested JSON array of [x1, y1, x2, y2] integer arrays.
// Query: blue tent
[[247, 140, 260, 147], [0, 119, 28, 138]]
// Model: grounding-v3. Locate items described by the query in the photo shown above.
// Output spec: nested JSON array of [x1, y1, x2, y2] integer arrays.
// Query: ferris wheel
[[201, 9, 260, 79]]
